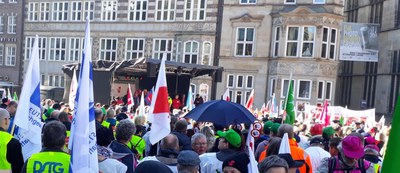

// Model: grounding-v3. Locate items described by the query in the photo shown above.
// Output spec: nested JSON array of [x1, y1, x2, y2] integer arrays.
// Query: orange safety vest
[[259, 139, 313, 173]]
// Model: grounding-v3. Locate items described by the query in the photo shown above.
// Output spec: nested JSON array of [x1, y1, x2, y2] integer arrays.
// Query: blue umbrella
[[184, 100, 256, 126]]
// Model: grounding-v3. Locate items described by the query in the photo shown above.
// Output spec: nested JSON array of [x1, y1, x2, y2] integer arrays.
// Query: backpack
[[328, 156, 368, 173]]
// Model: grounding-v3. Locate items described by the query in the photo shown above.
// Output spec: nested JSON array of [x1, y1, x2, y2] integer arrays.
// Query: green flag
[[13, 92, 18, 101], [339, 115, 344, 126], [284, 80, 295, 125], [382, 95, 400, 172]]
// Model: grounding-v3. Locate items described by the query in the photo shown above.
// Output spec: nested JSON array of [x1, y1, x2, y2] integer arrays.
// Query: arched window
[[199, 83, 209, 101], [183, 41, 199, 64], [202, 41, 212, 65]]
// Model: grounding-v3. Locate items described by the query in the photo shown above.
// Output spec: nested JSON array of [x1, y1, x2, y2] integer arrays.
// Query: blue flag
[[14, 35, 43, 160], [69, 17, 98, 172]]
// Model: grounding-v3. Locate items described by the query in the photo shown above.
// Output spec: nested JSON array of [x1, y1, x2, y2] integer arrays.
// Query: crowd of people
[[0, 97, 391, 173]]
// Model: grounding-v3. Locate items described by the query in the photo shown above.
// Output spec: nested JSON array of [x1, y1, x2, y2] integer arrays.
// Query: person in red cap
[[315, 135, 375, 173]]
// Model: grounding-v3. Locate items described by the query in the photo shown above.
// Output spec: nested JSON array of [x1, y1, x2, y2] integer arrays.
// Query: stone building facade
[[22, 0, 219, 101], [216, 0, 344, 113], [339, 0, 400, 116], [0, 0, 24, 94]]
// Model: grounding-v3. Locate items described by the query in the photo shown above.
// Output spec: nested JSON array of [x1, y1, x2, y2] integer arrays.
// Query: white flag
[[138, 91, 145, 116], [69, 69, 78, 111], [14, 35, 43, 160], [222, 88, 230, 101], [69, 18, 99, 173], [149, 54, 171, 145], [246, 125, 258, 172], [7, 88, 12, 101]]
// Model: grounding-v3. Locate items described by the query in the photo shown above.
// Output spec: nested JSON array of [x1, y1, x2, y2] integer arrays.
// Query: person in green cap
[[322, 126, 335, 152], [255, 121, 274, 160], [199, 129, 242, 173]]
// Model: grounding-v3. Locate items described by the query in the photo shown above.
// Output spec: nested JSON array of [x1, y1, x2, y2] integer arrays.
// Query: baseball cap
[[342, 136, 364, 159], [271, 123, 281, 135], [310, 124, 323, 136], [309, 136, 324, 145], [177, 150, 200, 166], [323, 127, 335, 136], [217, 129, 242, 148], [222, 152, 250, 173], [263, 121, 274, 132]]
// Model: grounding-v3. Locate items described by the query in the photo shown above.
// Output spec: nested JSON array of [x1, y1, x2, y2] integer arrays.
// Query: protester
[[316, 135, 374, 173], [255, 121, 273, 160], [191, 133, 208, 155], [199, 125, 215, 151], [172, 95, 183, 110], [173, 120, 192, 150], [200, 129, 242, 173], [0, 98, 8, 108], [140, 134, 180, 172], [6, 101, 17, 133], [58, 111, 71, 131], [177, 150, 201, 173], [96, 124, 127, 173], [364, 144, 382, 172], [0, 108, 23, 173], [328, 137, 342, 157], [278, 153, 305, 173], [222, 152, 250, 173], [322, 127, 335, 151], [305, 136, 331, 170], [194, 94, 204, 107], [258, 155, 289, 173], [109, 119, 137, 173], [21, 121, 69, 173]]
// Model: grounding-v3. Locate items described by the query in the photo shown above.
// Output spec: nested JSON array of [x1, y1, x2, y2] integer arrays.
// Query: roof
[[62, 58, 223, 78]]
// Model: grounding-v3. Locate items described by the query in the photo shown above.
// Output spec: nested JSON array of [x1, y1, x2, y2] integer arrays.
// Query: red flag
[[127, 84, 134, 110], [319, 100, 329, 127], [149, 55, 171, 145], [222, 88, 230, 101], [245, 89, 254, 109]]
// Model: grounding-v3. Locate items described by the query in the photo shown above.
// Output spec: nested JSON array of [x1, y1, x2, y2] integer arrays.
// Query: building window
[[49, 75, 53, 86], [317, 81, 324, 100], [321, 27, 337, 59], [202, 41, 212, 65], [84, 1, 95, 20], [369, 0, 384, 24], [5, 45, 16, 66], [281, 79, 295, 98], [52, 2, 68, 21], [190, 83, 196, 94], [396, 0, 400, 27], [0, 44, 3, 65], [0, 16, 3, 33], [28, 2, 39, 21], [69, 38, 83, 61], [99, 38, 118, 61], [326, 81, 333, 100], [199, 83, 209, 101], [240, 0, 256, 4], [235, 91, 243, 104], [153, 39, 173, 61], [176, 41, 182, 62], [273, 27, 280, 57], [346, 0, 359, 22], [285, 0, 296, 4], [286, 26, 315, 57], [236, 75, 244, 88], [363, 62, 377, 108], [26, 36, 45, 60], [269, 78, 276, 97], [40, 2, 51, 21], [246, 75, 253, 89], [313, 0, 325, 4], [184, 0, 206, 21], [235, 27, 255, 57], [297, 80, 311, 99], [389, 50, 400, 112], [128, 0, 147, 21], [41, 74, 45, 85], [9, 0, 17, 3], [48, 38, 66, 61], [155, 0, 176, 21], [183, 41, 199, 64], [126, 38, 145, 60], [71, 2, 83, 21], [48, 75, 65, 87], [7, 15, 16, 34], [227, 74, 234, 88], [101, 0, 118, 21]]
